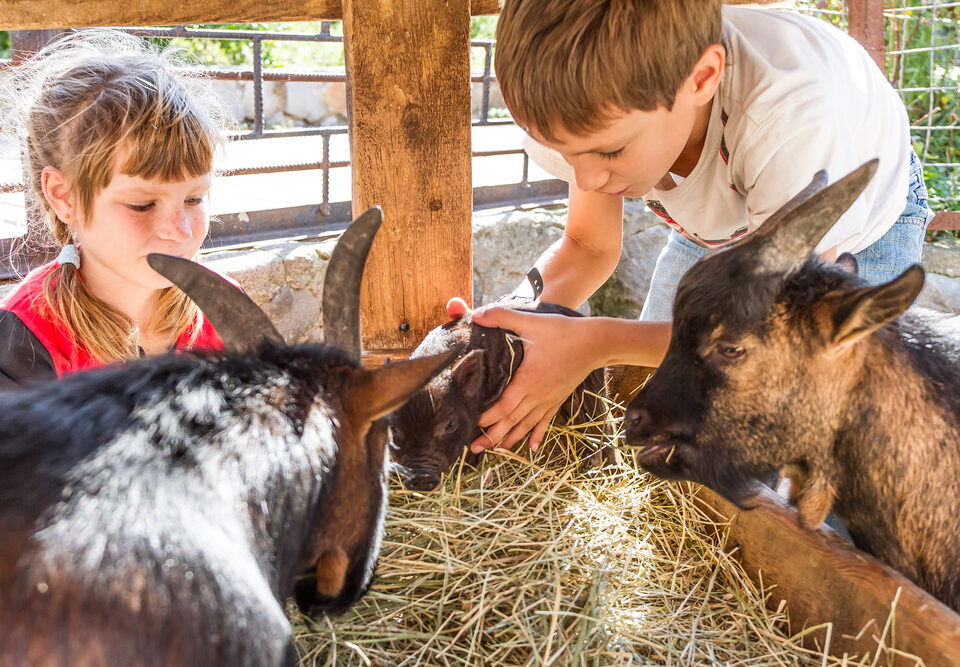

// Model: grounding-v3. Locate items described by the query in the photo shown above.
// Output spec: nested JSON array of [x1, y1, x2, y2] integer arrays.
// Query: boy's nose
[[573, 164, 609, 193]]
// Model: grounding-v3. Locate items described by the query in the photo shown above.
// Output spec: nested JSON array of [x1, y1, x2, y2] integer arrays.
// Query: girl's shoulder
[[0, 261, 60, 312]]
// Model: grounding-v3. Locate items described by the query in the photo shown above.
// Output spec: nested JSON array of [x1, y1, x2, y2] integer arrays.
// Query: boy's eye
[[127, 202, 154, 212], [599, 148, 624, 161], [186, 197, 206, 206]]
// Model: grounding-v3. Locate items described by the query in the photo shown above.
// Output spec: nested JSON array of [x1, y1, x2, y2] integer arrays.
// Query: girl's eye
[[599, 148, 624, 161], [186, 197, 206, 206], [127, 203, 154, 212], [716, 343, 745, 359]]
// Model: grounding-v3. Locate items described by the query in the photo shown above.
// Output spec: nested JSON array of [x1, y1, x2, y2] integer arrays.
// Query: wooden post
[[847, 0, 887, 73], [343, 0, 473, 364]]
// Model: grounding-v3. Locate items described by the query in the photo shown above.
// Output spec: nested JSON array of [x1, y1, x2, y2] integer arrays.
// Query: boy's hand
[[466, 306, 598, 455], [446, 296, 471, 319]]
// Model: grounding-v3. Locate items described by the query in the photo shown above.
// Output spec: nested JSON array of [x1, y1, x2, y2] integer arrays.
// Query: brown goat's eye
[[716, 343, 745, 359]]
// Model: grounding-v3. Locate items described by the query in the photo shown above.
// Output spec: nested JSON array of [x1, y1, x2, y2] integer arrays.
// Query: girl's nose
[[158, 208, 193, 242]]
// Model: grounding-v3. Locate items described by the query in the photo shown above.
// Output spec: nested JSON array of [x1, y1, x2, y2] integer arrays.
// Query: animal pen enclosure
[[1, 0, 959, 664]]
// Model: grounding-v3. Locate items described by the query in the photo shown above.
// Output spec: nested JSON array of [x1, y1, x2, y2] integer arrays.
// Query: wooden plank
[[929, 211, 960, 232], [848, 0, 887, 72], [344, 0, 473, 356], [471, 0, 501, 15], [692, 483, 960, 665], [1, 0, 506, 29], [0, 0, 343, 29]]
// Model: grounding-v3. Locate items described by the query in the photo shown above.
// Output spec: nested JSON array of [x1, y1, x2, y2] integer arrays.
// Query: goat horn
[[322, 206, 383, 361], [749, 159, 878, 275], [147, 254, 285, 354]]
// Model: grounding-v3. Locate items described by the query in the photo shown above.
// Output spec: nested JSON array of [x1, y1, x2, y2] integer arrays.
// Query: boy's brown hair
[[495, 0, 723, 140]]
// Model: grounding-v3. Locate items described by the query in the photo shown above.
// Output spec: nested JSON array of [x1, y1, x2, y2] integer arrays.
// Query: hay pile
[[292, 417, 872, 666]]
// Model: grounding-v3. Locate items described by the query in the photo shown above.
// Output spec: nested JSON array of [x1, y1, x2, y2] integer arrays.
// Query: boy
[[453, 0, 934, 454]]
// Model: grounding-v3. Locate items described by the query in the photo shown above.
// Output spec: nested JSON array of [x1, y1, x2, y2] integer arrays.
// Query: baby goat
[[390, 296, 609, 491]]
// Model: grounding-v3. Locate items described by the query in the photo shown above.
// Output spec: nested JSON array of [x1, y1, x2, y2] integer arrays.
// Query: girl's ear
[[41, 166, 75, 224]]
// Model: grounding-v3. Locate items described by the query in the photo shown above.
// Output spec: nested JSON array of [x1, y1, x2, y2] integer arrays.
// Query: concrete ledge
[[2, 207, 958, 339]]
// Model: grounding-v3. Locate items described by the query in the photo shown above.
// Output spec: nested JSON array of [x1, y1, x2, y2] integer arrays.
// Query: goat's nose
[[625, 404, 654, 439], [405, 473, 440, 492]]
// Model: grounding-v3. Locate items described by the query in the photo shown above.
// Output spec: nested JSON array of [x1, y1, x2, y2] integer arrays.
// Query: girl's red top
[[0, 260, 227, 388]]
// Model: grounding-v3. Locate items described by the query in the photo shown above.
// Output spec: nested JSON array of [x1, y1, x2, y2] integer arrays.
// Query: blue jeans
[[638, 151, 934, 321]]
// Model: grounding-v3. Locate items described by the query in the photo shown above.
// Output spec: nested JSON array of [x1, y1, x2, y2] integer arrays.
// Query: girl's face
[[76, 170, 212, 293]]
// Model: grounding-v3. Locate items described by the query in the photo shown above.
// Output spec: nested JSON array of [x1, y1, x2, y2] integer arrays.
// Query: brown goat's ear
[[829, 264, 925, 348], [750, 160, 877, 275], [343, 346, 464, 423]]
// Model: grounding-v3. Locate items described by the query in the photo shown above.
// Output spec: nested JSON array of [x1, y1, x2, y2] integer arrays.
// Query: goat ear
[[749, 160, 878, 275], [343, 345, 464, 423], [835, 252, 859, 275], [452, 349, 485, 404], [829, 264, 925, 348]]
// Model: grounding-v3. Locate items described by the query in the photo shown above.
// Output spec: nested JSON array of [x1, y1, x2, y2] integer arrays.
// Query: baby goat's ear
[[343, 346, 464, 423], [452, 349, 485, 405], [828, 264, 925, 348], [835, 252, 859, 275]]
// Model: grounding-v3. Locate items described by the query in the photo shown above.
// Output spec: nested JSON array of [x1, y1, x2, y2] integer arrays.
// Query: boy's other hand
[[446, 296, 471, 319], [467, 307, 597, 455]]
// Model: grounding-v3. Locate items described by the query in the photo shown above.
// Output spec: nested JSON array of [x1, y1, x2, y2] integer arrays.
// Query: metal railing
[[0, 23, 564, 278], [796, 0, 960, 217]]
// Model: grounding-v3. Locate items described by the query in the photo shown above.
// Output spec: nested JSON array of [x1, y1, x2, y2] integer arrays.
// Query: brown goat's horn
[[750, 159, 878, 274], [321, 206, 383, 361], [147, 254, 285, 354]]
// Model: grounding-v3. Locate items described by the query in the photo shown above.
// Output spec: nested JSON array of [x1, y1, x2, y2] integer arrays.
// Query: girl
[[0, 31, 228, 388]]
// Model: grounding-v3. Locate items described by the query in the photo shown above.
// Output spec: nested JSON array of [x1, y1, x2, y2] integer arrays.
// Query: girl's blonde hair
[[3, 30, 225, 363]]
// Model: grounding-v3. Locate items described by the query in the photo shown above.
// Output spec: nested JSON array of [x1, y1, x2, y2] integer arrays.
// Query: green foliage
[[156, 22, 345, 69], [0, 31, 9, 60]]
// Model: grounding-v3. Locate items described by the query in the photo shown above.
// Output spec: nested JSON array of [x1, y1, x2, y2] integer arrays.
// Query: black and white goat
[[0, 208, 459, 666]]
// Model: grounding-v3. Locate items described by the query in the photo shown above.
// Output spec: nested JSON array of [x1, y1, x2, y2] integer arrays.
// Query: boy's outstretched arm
[[460, 306, 671, 453], [515, 183, 625, 306]]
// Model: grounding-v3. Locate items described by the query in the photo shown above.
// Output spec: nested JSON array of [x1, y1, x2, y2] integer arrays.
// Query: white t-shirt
[[523, 6, 911, 254]]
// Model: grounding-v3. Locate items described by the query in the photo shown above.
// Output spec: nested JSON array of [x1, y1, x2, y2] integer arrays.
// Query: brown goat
[[625, 161, 960, 611]]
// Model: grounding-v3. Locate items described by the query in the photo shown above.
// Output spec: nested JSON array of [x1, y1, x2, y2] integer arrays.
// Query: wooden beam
[[0, 1, 344, 29], [0, 0, 505, 29], [693, 484, 960, 665], [929, 211, 960, 232], [344, 0, 473, 356], [848, 0, 887, 73]]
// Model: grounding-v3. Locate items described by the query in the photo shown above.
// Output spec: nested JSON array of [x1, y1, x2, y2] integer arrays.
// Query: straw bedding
[[292, 412, 894, 666]]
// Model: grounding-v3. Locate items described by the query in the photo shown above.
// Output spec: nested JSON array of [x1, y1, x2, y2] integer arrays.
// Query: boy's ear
[[688, 43, 725, 104], [40, 166, 75, 224], [827, 265, 924, 348]]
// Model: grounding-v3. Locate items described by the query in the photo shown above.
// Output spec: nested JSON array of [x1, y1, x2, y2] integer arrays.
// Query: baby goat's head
[[624, 160, 924, 513], [149, 208, 459, 614]]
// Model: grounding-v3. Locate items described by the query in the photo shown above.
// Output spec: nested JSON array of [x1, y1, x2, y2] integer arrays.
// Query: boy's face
[[529, 97, 703, 198]]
